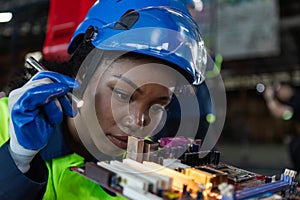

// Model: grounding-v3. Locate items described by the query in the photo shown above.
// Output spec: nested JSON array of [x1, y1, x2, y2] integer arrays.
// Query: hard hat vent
[[113, 9, 139, 30]]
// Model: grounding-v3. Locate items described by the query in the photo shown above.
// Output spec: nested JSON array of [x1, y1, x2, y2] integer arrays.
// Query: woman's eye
[[112, 88, 131, 102]]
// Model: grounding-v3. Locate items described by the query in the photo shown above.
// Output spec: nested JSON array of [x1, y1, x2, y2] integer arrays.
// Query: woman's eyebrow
[[158, 96, 172, 102], [113, 75, 142, 93], [113, 75, 174, 101]]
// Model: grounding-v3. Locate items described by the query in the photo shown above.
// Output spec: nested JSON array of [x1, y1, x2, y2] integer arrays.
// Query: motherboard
[[71, 136, 300, 200]]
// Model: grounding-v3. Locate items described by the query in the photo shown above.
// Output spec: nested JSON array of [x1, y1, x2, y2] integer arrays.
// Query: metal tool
[[25, 56, 84, 108]]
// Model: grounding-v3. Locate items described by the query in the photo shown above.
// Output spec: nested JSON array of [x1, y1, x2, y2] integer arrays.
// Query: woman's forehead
[[108, 60, 177, 87]]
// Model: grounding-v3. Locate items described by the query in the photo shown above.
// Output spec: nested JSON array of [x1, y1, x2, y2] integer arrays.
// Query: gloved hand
[[8, 71, 80, 173]]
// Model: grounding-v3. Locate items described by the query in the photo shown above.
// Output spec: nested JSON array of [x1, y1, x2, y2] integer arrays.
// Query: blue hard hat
[[68, 0, 207, 85]]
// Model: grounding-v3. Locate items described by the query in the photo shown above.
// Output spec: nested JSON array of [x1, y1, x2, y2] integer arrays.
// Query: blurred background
[[0, 0, 299, 175]]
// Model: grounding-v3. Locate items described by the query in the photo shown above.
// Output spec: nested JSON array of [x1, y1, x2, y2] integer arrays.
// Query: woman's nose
[[119, 103, 165, 137], [136, 111, 149, 128], [122, 105, 150, 130], [131, 106, 150, 128]]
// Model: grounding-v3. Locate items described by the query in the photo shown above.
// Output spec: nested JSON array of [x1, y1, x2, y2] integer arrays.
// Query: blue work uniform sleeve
[[0, 141, 48, 200]]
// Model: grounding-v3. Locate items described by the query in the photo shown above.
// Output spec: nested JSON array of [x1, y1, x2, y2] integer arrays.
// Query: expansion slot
[[109, 160, 162, 193], [97, 161, 150, 193], [122, 158, 172, 190]]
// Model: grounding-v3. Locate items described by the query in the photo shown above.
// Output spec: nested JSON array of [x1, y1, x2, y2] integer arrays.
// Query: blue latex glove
[[8, 71, 80, 172]]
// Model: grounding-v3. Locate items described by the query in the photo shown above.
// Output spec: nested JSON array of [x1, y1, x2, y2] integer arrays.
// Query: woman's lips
[[106, 134, 128, 150]]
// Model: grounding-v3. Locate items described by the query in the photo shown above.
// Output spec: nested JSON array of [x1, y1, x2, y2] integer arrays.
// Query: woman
[[0, 0, 208, 199]]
